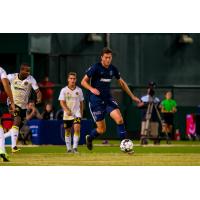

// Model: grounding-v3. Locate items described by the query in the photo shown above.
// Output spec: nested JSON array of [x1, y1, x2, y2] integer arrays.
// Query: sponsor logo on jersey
[[100, 78, 112, 82], [14, 87, 26, 91]]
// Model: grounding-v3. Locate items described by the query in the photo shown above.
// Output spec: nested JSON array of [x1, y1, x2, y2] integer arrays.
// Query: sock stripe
[[74, 132, 80, 136]]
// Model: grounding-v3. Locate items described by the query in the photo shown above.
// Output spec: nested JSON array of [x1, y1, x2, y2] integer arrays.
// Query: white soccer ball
[[120, 139, 134, 152]]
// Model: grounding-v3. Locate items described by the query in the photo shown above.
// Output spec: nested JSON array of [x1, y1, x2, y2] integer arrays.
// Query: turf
[[1, 141, 200, 166]]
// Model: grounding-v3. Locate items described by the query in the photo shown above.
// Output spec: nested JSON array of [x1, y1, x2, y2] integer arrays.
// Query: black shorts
[[64, 117, 81, 129], [12, 105, 27, 120], [163, 113, 174, 125], [89, 95, 119, 122]]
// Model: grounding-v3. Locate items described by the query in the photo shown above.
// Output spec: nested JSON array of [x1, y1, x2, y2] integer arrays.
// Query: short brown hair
[[101, 47, 113, 56], [67, 72, 77, 79], [20, 63, 30, 68]]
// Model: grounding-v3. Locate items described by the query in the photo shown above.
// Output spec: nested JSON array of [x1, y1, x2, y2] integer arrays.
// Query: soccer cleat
[[85, 135, 93, 150], [67, 149, 72, 153], [73, 148, 79, 154], [12, 146, 21, 153], [0, 153, 10, 162]]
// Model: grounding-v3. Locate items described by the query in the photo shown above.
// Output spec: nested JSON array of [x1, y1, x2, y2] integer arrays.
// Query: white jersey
[[0, 67, 8, 95], [58, 86, 84, 120], [7, 73, 39, 109], [0, 67, 7, 80]]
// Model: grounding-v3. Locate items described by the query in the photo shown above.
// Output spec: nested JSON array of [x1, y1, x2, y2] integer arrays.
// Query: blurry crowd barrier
[[28, 119, 92, 145]]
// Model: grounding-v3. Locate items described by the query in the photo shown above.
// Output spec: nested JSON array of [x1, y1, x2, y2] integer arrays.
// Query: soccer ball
[[120, 139, 134, 152]]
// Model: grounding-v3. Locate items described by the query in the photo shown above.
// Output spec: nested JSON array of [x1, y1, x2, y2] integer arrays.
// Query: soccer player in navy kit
[[81, 47, 141, 151]]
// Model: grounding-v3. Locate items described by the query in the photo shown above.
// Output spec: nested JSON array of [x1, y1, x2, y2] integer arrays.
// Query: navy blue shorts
[[88, 95, 119, 122]]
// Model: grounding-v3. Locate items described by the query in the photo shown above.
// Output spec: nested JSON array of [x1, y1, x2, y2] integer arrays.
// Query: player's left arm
[[117, 78, 141, 103], [79, 88, 84, 118], [80, 101, 84, 118], [1, 78, 15, 112], [35, 89, 42, 104], [31, 76, 42, 104]]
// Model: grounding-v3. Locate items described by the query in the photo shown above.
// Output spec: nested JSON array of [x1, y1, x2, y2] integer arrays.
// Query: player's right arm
[[30, 76, 42, 104], [60, 100, 72, 116], [58, 88, 72, 116], [1, 73, 15, 112], [81, 75, 100, 95]]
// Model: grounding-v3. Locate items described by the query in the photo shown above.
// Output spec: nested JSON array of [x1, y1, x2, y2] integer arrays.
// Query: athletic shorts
[[88, 95, 119, 122], [163, 113, 174, 125], [64, 117, 81, 129], [12, 105, 26, 120]]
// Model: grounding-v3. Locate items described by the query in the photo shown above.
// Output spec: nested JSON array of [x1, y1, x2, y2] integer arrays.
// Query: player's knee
[[115, 118, 124, 125], [97, 127, 106, 134]]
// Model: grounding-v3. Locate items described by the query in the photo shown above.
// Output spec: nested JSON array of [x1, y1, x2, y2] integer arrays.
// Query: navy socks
[[117, 124, 127, 140]]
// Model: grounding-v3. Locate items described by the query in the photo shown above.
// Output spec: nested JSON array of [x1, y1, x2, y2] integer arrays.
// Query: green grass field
[[1, 140, 200, 166]]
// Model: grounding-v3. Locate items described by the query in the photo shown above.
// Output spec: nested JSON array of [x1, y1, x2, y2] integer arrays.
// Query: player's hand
[[90, 88, 100, 95], [132, 96, 141, 104], [137, 101, 144, 107], [9, 103, 16, 113], [65, 109, 72, 116]]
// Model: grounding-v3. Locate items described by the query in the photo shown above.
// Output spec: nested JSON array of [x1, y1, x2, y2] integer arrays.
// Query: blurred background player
[[58, 72, 84, 153], [4, 63, 42, 152], [0, 66, 15, 161], [161, 91, 177, 140], [81, 47, 141, 151]]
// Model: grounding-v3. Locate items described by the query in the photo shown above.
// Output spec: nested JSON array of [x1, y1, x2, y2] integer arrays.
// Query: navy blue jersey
[[86, 63, 120, 99]]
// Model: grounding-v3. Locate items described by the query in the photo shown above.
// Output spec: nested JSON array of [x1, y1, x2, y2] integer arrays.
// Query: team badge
[[110, 70, 113, 76], [24, 81, 28, 86], [76, 92, 79, 95]]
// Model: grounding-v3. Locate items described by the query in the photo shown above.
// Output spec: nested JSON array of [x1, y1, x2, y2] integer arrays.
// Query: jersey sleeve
[[86, 65, 97, 78], [58, 88, 66, 101], [113, 66, 121, 80], [79, 88, 84, 101], [7, 74, 15, 82], [0, 68, 7, 79], [31, 76, 39, 90]]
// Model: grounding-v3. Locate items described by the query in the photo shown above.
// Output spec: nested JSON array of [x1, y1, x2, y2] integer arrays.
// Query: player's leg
[[4, 106, 21, 152], [86, 120, 106, 150], [64, 120, 73, 152], [110, 108, 127, 140], [0, 124, 10, 162], [10, 115, 21, 152], [72, 118, 81, 153], [0, 124, 6, 153], [86, 101, 106, 150], [107, 100, 126, 140]]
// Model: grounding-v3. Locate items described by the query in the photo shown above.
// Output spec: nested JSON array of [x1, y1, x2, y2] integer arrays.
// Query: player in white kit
[[0, 66, 15, 161], [58, 72, 84, 153], [5, 63, 42, 153]]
